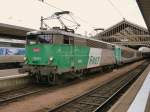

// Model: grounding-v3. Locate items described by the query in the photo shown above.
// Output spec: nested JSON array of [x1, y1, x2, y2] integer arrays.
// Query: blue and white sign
[[0, 47, 25, 55]]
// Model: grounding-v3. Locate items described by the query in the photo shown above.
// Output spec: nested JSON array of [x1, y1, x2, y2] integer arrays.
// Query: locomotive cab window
[[37, 35, 53, 44], [27, 34, 53, 44]]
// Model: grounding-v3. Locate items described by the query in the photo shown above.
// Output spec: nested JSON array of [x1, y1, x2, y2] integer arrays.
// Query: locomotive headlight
[[24, 57, 27, 61], [49, 57, 53, 61]]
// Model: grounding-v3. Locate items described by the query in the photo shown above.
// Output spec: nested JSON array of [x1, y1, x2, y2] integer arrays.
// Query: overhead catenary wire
[[39, 0, 89, 24], [38, 0, 64, 11], [38, 0, 126, 34], [38, 0, 127, 34], [38, 0, 97, 31], [107, 0, 125, 19], [38, 0, 81, 30]]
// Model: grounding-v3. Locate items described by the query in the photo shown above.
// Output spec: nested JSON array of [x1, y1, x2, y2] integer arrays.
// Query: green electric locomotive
[[21, 28, 142, 84]]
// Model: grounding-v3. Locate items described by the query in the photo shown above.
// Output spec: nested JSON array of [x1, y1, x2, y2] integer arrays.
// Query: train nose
[[32, 57, 41, 63]]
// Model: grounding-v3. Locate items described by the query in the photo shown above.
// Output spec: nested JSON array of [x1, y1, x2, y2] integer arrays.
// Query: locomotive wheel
[[50, 74, 64, 85]]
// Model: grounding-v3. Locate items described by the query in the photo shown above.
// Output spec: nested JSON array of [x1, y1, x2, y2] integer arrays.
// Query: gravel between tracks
[[0, 61, 144, 112]]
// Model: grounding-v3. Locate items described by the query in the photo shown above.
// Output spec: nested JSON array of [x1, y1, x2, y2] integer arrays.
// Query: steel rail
[[48, 61, 149, 112], [93, 62, 148, 112], [0, 86, 50, 104]]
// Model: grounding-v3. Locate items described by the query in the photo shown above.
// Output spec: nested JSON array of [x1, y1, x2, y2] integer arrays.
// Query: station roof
[[136, 0, 150, 33], [97, 19, 149, 37], [0, 23, 35, 37], [95, 20, 150, 48]]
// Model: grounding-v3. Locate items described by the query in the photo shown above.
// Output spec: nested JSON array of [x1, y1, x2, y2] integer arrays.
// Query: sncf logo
[[33, 48, 40, 52]]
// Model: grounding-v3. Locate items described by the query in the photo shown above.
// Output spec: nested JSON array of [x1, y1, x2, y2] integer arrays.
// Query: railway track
[[48, 61, 149, 112], [0, 66, 115, 104], [0, 85, 51, 104], [0, 74, 96, 104]]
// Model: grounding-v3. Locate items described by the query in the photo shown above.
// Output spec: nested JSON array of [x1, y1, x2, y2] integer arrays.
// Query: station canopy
[[136, 0, 150, 33], [0, 23, 34, 37], [96, 19, 149, 41], [95, 20, 150, 48]]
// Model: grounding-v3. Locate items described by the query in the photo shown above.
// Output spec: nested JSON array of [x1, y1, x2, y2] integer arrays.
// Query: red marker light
[[33, 48, 40, 52]]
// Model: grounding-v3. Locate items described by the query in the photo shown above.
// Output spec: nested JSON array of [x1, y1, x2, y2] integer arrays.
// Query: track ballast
[[48, 61, 149, 112]]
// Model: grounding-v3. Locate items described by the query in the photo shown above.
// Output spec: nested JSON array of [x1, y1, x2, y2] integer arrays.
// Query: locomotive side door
[[63, 35, 75, 70], [70, 36, 75, 70]]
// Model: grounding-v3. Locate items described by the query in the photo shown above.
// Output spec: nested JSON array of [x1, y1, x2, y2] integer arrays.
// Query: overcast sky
[[0, 0, 147, 35]]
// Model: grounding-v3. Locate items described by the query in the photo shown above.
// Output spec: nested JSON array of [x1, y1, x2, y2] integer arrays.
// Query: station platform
[[0, 69, 29, 91], [0, 69, 21, 77], [108, 63, 150, 112]]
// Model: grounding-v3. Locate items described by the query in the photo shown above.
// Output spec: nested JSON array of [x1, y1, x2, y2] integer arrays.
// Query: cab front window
[[37, 35, 53, 44], [27, 34, 53, 44]]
